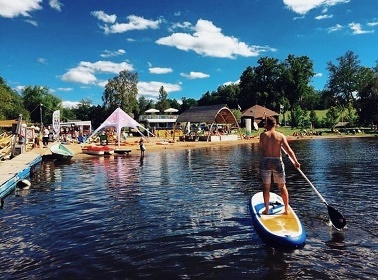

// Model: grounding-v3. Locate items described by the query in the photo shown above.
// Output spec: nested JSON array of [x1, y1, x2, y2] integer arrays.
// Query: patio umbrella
[[164, 108, 179, 113], [145, 108, 160, 113]]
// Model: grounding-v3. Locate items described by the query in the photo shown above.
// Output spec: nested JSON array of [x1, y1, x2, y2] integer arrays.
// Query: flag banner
[[52, 110, 60, 135]]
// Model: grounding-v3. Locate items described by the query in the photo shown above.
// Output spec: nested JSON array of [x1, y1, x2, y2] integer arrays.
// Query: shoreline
[[29, 133, 376, 160]]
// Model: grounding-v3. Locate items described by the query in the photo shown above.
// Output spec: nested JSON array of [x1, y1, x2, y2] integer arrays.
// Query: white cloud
[[349, 22, 374, 35], [25, 19, 38, 26], [180, 71, 210, 79], [49, 0, 63, 12], [15, 85, 25, 92], [138, 81, 181, 98], [315, 14, 333, 20], [62, 101, 80, 108], [91, 10, 116, 24], [56, 87, 73, 91], [100, 49, 126, 58], [37, 57, 48, 64], [168, 21, 193, 32], [367, 21, 378, 27], [61, 60, 134, 85], [149, 67, 173, 74], [97, 80, 108, 88], [97, 14, 162, 34], [61, 67, 98, 84], [314, 72, 323, 77], [327, 24, 343, 33], [224, 80, 240, 86], [283, 0, 350, 15], [0, 0, 43, 18], [156, 19, 275, 59]]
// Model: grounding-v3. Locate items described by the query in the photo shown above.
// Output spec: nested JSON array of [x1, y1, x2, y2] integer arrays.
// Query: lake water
[[1, 137, 377, 279]]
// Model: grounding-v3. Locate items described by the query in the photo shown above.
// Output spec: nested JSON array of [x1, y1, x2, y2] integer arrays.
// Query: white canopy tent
[[86, 108, 153, 146]]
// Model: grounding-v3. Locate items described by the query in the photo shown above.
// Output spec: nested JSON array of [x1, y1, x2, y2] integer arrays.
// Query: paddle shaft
[[281, 147, 329, 206], [281, 147, 346, 230]]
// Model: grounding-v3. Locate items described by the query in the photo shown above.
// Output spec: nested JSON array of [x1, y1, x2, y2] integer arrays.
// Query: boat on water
[[82, 145, 114, 155], [249, 191, 306, 249], [50, 143, 75, 160]]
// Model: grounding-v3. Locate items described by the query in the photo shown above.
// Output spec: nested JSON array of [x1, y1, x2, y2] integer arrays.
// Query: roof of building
[[176, 104, 238, 124], [241, 105, 278, 119]]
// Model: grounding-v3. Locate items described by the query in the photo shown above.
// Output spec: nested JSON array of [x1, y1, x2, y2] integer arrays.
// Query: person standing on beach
[[139, 137, 146, 156], [42, 126, 49, 147], [259, 116, 300, 215]]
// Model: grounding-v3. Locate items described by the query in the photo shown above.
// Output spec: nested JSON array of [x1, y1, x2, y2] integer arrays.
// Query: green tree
[[281, 55, 315, 111], [309, 109, 320, 128], [326, 51, 361, 110], [137, 95, 154, 117], [197, 91, 213, 106], [289, 105, 307, 128], [238, 58, 284, 110], [156, 86, 170, 112], [102, 70, 139, 115], [72, 98, 94, 122], [302, 91, 322, 110], [180, 97, 197, 112], [169, 99, 181, 111], [217, 84, 240, 109], [22, 85, 61, 126], [238, 66, 257, 109], [197, 84, 240, 108], [323, 106, 340, 129], [61, 107, 76, 122], [319, 89, 335, 110], [253, 57, 284, 109], [0, 77, 29, 120], [356, 66, 378, 125], [88, 105, 107, 129]]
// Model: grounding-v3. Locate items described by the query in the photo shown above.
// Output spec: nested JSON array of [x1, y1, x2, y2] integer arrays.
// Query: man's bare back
[[260, 130, 284, 157]]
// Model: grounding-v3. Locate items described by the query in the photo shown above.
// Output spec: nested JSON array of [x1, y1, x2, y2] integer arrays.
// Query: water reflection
[[0, 137, 377, 279]]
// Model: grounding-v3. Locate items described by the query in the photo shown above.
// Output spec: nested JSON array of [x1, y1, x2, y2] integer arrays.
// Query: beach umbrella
[[145, 108, 160, 113], [164, 108, 179, 113]]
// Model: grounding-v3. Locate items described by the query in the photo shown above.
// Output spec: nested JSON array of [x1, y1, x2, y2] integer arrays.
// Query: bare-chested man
[[259, 117, 300, 215]]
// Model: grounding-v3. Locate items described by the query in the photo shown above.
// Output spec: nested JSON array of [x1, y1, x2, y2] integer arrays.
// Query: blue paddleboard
[[249, 192, 306, 248]]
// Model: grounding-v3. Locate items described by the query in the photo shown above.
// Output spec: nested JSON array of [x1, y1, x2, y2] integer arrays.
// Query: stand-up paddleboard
[[249, 192, 306, 248]]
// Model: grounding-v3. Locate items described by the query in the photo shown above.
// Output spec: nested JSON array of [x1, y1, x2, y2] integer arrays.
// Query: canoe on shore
[[50, 143, 75, 160]]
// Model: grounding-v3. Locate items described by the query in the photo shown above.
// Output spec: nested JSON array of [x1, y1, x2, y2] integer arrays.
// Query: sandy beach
[[30, 136, 260, 159], [29, 132, 375, 159]]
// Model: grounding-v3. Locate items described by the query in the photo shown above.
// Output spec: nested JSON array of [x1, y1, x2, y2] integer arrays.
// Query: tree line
[[1, 50, 377, 130]]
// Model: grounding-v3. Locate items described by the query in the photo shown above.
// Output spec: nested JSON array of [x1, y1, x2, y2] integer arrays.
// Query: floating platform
[[114, 149, 132, 155], [0, 153, 42, 201]]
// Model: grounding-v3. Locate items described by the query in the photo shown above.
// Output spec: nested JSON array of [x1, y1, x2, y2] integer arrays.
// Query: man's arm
[[281, 136, 300, 168]]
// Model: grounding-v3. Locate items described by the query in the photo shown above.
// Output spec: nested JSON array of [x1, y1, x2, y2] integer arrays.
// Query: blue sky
[[1, 0, 377, 108]]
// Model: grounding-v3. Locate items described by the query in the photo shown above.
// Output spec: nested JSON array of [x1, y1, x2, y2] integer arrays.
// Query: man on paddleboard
[[259, 117, 300, 215]]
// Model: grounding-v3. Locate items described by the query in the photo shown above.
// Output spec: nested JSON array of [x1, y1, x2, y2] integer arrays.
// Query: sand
[[29, 132, 375, 159]]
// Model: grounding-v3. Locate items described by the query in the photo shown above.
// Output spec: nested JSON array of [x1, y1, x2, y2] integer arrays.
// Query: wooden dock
[[0, 152, 42, 201]]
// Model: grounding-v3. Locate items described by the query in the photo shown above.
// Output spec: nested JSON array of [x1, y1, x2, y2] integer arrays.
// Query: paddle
[[281, 147, 347, 230]]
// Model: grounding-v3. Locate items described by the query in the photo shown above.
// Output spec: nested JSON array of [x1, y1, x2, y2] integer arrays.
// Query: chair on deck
[[99, 134, 108, 145]]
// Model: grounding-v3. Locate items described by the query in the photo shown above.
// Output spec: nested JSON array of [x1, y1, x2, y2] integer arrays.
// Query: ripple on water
[[0, 138, 377, 279]]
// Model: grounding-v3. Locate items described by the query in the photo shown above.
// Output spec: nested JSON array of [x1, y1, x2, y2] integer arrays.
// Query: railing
[[139, 114, 178, 121]]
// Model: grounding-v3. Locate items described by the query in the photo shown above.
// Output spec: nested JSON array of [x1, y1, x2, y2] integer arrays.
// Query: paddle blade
[[327, 205, 346, 230]]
